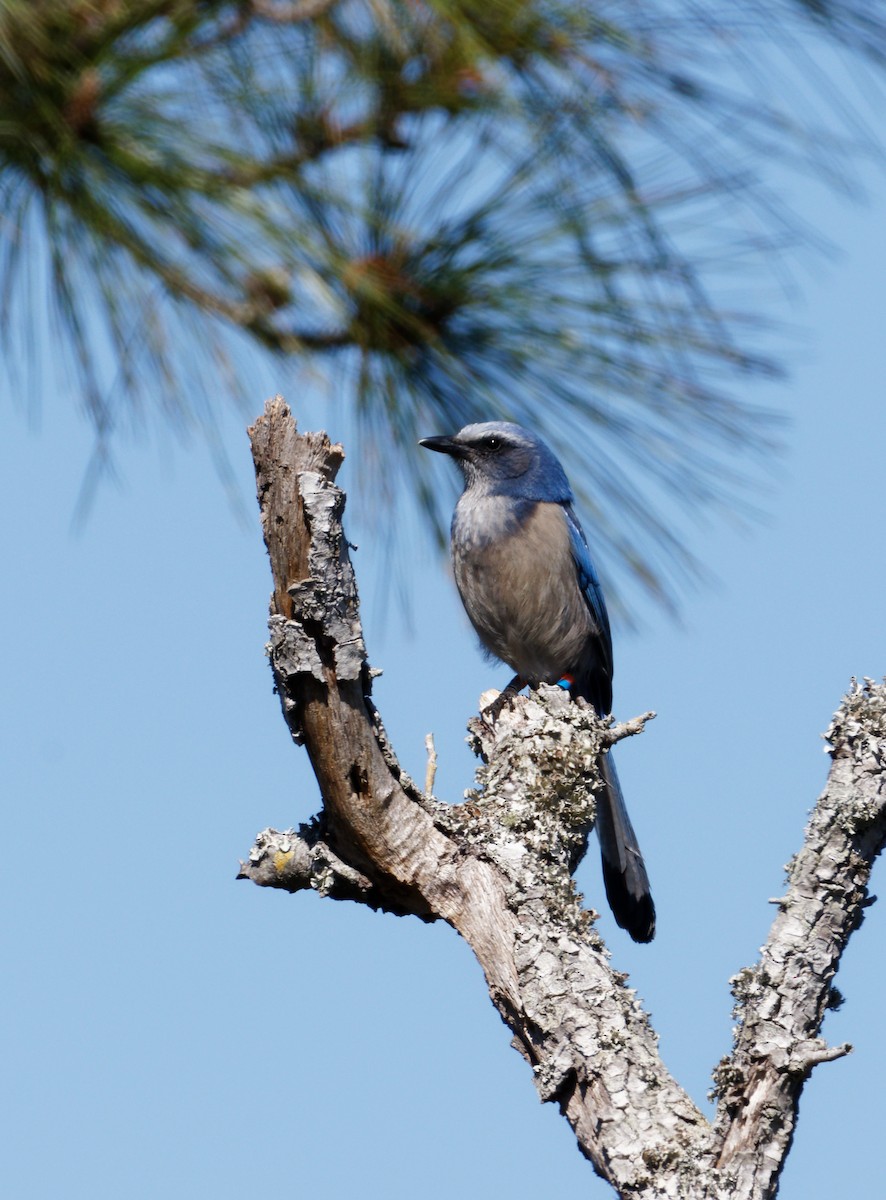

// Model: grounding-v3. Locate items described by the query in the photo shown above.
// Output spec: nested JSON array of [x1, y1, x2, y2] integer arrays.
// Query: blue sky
[[3, 89, 886, 1200]]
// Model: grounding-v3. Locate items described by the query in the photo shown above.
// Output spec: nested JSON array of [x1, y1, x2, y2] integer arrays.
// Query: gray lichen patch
[[824, 677, 886, 760], [433, 686, 619, 933]]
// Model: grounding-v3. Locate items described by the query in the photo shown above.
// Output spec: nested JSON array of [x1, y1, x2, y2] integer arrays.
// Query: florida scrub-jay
[[420, 421, 655, 943]]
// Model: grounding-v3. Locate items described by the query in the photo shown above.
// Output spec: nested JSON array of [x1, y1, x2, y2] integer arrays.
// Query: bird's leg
[[481, 674, 525, 723]]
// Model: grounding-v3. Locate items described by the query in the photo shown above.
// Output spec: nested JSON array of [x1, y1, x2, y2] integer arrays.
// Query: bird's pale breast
[[452, 497, 593, 683]]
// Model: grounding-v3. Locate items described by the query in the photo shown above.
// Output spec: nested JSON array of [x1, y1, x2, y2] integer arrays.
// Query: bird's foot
[[480, 675, 525, 725]]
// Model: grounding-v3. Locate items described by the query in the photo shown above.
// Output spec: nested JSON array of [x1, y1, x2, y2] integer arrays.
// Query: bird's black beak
[[419, 435, 467, 459]]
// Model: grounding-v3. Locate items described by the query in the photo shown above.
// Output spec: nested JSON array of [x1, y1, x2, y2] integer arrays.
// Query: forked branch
[[240, 398, 886, 1200]]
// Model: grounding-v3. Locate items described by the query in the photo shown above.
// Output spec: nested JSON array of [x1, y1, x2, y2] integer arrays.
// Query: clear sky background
[[2, 61, 885, 1200]]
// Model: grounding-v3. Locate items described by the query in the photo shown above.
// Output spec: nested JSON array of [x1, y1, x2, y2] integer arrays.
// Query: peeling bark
[[240, 397, 886, 1200]]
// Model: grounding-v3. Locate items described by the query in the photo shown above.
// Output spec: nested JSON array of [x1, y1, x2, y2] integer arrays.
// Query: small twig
[[424, 733, 438, 797], [605, 711, 657, 746], [789, 1039, 853, 1075]]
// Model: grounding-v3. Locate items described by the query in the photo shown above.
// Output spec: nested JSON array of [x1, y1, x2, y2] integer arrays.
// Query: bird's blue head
[[419, 421, 572, 503]]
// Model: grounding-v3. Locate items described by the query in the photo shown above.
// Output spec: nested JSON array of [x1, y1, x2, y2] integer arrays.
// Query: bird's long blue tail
[[596, 753, 656, 943]]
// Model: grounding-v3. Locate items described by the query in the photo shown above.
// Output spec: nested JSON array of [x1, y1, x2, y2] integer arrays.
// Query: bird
[[420, 421, 655, 943]]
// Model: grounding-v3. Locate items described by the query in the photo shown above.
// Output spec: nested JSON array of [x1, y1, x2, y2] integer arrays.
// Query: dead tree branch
[[710, 679, 886, 1192], [240, 397, 886, 1200]]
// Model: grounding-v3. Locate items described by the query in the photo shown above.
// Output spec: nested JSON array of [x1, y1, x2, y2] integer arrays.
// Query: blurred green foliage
[[1, 0, 884, 612]]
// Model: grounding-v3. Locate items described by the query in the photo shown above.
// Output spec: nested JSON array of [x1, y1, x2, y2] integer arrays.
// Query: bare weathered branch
[[242, 399, 886, 1200], [710, 677, 886, 1196]]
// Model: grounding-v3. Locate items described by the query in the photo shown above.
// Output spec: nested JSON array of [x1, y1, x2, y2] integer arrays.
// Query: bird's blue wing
[[562, 502, 612, 655]]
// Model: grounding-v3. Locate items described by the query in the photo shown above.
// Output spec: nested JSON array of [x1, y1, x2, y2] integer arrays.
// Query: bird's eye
[[482, 436, 501, 452]]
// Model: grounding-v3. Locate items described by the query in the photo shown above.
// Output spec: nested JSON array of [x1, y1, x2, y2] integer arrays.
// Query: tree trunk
[[239, 397, 886, 1199]]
